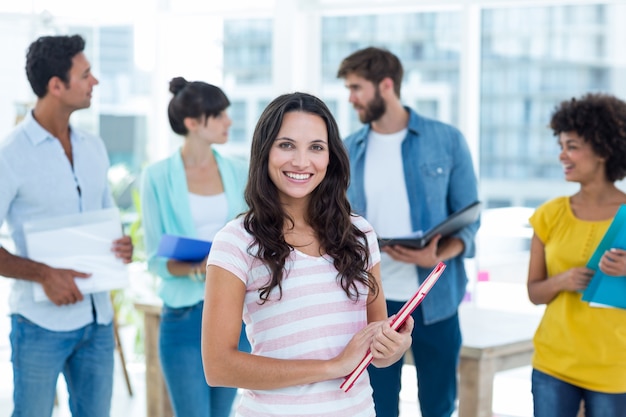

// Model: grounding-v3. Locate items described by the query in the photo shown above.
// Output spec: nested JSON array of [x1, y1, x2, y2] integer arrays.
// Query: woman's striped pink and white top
[[207, 215, 381, 417]]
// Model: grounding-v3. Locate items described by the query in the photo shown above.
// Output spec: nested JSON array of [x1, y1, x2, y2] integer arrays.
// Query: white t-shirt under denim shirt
[[0, 111, 115, 331], [364, 128, 420, 301]]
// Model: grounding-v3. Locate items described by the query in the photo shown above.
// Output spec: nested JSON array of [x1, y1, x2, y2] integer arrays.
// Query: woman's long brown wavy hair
[[243, 92, 379, 304]]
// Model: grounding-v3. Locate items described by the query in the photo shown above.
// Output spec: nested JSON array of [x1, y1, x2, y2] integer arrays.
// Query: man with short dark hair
[[338, 46, 479, 417], [0, 34, 133, 417]]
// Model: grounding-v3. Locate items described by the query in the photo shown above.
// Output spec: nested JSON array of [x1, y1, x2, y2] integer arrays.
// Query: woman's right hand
[[558, 267, 594, 292], [330, 321, 384, 378]]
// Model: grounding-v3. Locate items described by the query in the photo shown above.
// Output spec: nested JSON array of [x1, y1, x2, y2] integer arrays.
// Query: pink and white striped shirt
[[208, 215, 381, 417]]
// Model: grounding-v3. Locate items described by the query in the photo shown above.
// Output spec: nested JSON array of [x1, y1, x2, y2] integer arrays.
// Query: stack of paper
[[24, 208, 129, 302]]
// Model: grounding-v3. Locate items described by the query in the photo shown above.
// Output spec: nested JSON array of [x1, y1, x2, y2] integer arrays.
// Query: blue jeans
[[10, 314, 114, 417], [159, 301, 250, 417], [368, 302, 461, 417], [532, 369, 626, 417]]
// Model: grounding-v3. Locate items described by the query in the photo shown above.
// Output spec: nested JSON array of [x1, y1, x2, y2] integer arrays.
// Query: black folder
[[378, 201, 481, 249]]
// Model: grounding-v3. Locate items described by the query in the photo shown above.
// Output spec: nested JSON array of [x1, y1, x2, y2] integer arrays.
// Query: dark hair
[[26, 34, 86, 98], [336, 46, 403, 98], [550, 92, 626, 182], [167, 77, 230, 135], [243, 92, 378, 303]]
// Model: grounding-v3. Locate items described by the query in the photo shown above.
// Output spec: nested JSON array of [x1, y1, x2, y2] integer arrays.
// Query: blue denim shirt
[[344, 107, 479, 325]]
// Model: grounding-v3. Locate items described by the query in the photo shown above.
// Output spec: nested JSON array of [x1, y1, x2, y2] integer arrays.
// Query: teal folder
[[582, 204, 626, 309]]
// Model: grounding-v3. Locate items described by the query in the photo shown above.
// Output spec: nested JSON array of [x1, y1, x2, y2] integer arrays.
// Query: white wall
[[0, 14, 37, 139]]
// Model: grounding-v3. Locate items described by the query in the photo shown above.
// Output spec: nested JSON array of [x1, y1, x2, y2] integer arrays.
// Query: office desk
[[135, 300, 542, 417], [457, 305, 541, 417], [134, 301, 172, 417]]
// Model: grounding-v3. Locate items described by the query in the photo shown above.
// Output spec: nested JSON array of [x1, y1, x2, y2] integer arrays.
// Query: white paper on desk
[[23, 208, 129, 302], [589, 302, 617, 309]]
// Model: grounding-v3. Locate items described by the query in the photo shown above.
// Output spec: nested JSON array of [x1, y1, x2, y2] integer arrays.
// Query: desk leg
[[142, 313, 173, 417], [458, 356, 496, 417]]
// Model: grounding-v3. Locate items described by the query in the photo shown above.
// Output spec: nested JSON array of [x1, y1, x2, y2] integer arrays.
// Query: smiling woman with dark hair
[[201, 92, 413, 417], [527, 92, 626, 417]]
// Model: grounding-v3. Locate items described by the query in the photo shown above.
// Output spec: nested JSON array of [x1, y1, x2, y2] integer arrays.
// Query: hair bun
[[169, 77, 188, 95]]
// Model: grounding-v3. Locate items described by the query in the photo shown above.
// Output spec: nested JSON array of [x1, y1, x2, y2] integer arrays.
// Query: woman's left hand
[[599, 248, 626, 277], [369, 316, 413, 367]]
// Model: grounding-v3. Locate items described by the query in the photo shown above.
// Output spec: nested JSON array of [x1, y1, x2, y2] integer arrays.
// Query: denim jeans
[[532, 369, 626, 417], [10, 314, 114, 417], [159, 301, 250, 417], [368, 302, 461, 417]]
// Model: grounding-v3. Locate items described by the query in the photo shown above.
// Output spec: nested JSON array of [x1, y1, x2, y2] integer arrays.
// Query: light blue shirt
[[140, 148, 248, 308], [0, 110, 115, 331], [344, 107, 480, 325]]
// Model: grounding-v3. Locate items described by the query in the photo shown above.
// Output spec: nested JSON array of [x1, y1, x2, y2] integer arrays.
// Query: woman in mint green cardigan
[[140, 77, 250, 417]]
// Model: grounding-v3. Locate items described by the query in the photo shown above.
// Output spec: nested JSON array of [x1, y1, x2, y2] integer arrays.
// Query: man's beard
[[359, 88, 386, 124]]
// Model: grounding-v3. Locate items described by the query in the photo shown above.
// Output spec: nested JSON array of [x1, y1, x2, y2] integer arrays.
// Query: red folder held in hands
[[340, 262, 447, 392]]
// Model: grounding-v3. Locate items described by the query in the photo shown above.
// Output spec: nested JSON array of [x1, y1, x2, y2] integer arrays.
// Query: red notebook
[[340, 262, 447, 392]]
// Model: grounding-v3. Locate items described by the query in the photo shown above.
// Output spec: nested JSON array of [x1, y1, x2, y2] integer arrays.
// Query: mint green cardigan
[[140, 147, 248, 307]]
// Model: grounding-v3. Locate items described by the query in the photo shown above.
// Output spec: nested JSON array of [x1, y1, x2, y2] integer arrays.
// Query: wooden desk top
[[133, 298, 543, 360], [134, 298, 163, 316], [459, 305, 542, 359]]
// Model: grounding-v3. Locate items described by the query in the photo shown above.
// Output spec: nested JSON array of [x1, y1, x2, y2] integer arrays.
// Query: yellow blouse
[[529, 196, 626, 393]]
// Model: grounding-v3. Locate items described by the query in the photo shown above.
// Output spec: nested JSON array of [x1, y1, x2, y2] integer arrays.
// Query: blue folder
[[582, 204, 626, 309], [157, 234, 212, 262]]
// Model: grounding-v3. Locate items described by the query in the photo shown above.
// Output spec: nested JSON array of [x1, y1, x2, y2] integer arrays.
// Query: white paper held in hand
[[340, 261, 447, 392], [23, 208, 129, 302]]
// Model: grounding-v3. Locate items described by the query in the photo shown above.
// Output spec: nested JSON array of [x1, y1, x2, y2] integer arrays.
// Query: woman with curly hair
[[527, 92, 626, 417], [201, 92, 412, 417]]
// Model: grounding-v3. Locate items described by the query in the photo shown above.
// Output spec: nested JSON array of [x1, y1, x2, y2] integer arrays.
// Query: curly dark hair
[[26, 34, 85, 98], [244, 92, 379, 304], [167, 76, 230, 135], [336, 46, 403, 98], [550, 92, 626, 182]]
